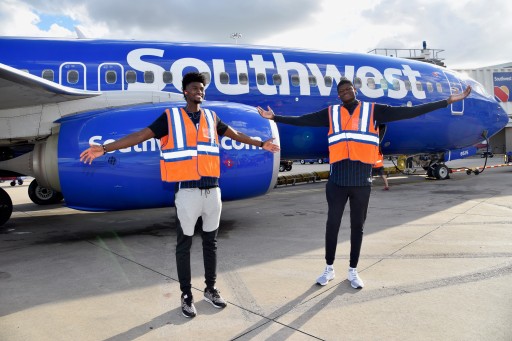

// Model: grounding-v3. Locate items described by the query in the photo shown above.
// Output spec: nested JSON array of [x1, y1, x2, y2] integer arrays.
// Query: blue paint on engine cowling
[[57, 101, 278, 211]]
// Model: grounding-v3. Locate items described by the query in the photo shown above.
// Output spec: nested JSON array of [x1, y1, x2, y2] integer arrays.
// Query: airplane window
[[392, 79, 400, 90], [21, 69, 29, 73], [353, 77, 362, 89], [42, 69, 54, 81], [427, 82, 434, 92], [367, 78, 376, 89], [404, 80, 412, 91], [201, 72, 211, 85], [106, 70, 117, 84], [256, 73, 266, 85], [272, 74, 282, 86], [239, 73, 248, 85], [219, 72, 230, 84], [309, 75, 317, 87], [163, 71, 172, 84], [126, 70, 137, 83], [291, 74, 300, 87], [380, 79, 388, 90], [406, 101, 412, 107], [67, 70, 79, 84], [324, 76, 332, 87], [144, 71, 154, 83], [416, 81, 423, 91], [436, 83, 443, 93]]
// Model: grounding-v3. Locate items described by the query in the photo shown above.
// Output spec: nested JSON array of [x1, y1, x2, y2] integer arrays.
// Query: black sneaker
[[204, 287, 227, 309], [181, 293, 197, 318]]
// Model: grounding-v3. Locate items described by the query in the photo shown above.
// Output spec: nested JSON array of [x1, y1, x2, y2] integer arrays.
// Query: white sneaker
[[316, 265, 335, 286], [348, 267, 364, 289]]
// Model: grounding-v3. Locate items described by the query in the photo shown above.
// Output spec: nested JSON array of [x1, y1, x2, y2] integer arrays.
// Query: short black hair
[[182, 72, 206, 91], [337, 77, 354, 91]]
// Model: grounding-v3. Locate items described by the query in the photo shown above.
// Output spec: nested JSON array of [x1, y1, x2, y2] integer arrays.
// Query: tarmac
[[1, 158, 511, 340]]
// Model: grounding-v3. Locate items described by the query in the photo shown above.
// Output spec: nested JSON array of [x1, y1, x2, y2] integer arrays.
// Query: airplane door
[[443, 71, 464, 115], [98, 63, 124, 91], [59, 62, 86, 90]]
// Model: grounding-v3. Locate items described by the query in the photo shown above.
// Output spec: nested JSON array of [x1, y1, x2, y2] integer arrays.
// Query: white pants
[[174, 187, 222, 236]]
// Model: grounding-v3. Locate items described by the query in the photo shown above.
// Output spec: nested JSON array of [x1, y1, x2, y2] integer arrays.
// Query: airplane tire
[[0, 187, 13, 226], [318, 159, 323, 164], [28, 179, 64, 205], [434, 164, 450, 180]]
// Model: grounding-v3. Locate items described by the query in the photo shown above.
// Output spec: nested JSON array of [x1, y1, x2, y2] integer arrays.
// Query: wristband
[[260, 141, 264, 148], [102, 144, 107, 155]]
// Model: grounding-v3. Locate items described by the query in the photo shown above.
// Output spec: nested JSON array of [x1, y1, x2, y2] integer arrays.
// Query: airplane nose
[[494, 104, 509, 134]]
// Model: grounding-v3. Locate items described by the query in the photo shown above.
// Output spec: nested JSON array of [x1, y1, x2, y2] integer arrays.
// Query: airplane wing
[[0, 62, 100, 110]]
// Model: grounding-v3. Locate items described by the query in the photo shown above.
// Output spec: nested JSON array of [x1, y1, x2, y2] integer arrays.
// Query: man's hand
[[80, 145, 104, 165], [261, 138, 280, 153], [257, 106, 275, 120], [447, 85, 472, 104]]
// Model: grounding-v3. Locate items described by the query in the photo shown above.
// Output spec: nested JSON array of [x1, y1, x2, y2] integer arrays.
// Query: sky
[[0, 0, 510, 69]]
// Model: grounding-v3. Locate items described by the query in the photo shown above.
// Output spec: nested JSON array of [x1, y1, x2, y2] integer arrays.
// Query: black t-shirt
[[148, 109, 229, 189]]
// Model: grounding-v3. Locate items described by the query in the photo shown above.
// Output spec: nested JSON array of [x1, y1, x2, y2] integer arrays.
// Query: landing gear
[[426, 163, 450, 180], [433, 164, 450, 180], [0, 187, 13, 226], [28, 179, 63, 205]]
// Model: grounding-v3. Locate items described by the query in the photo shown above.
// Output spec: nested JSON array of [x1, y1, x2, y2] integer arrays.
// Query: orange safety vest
[[159, 107, 220, 182], [327, 102, 379, 165], [373, 151, 384, 168]]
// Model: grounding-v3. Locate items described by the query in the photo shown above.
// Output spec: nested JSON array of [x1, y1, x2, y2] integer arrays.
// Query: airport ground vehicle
[[0, 176, 24, 186], [298, 158, 328, 165], [505, 152, 512, 164], [279, 160, 293, 172]]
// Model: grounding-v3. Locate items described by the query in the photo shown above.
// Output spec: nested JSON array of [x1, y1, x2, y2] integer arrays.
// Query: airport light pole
[[230, 33, 242, 44]]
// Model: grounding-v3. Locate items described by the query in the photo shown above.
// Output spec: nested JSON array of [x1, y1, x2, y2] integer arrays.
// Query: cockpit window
[[471, 82, 492, 98]]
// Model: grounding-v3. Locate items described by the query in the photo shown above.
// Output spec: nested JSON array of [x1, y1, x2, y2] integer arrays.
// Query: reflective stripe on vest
[[373, 153, 384, 168], [327, 102, 379, 165], [159, 107, 220, 182]]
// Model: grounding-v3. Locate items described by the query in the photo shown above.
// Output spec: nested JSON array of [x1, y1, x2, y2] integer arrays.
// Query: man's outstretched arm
[[223, 127, 280, 153], [80, 127, 156, 164]]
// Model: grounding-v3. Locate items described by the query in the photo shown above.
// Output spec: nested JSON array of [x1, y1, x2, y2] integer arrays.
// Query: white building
[[455, 63, 512, 154]]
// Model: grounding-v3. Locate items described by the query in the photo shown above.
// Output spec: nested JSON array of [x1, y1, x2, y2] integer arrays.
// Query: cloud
[[0, 0, 75, 37], [7, 0, 321, 43]]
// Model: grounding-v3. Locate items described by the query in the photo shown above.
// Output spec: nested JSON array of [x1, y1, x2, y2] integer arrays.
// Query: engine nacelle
[[38, 101, 279, 211]]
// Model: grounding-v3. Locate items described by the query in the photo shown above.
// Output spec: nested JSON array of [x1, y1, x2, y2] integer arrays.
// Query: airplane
[[0, 36, 509, 226]]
